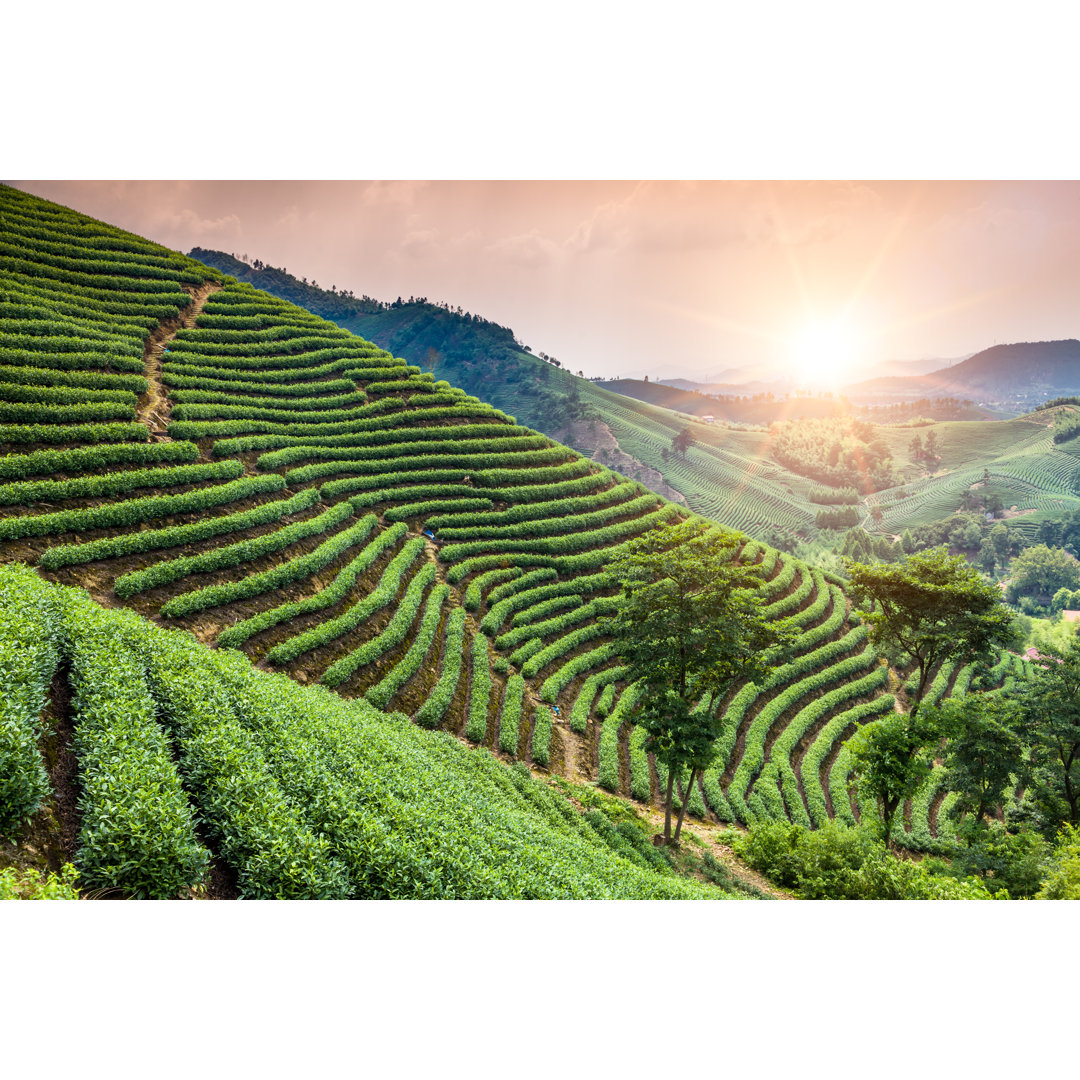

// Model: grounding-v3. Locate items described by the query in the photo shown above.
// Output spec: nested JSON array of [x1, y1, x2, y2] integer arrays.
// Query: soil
[[137, 282, 222, 439]]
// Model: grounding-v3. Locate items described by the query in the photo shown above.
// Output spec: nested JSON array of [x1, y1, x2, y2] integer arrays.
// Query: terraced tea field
[[0, 185, 1035, 896]]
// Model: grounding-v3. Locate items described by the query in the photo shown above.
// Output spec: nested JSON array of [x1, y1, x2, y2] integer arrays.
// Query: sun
[[788, 319, 863, 387]]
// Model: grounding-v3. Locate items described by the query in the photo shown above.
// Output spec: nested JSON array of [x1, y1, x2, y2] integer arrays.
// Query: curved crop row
[[438, 504, 681, 563], [114, 499, 355, 598], [322, 562, 437, 687], [538, 642, 619, 703], [497, 597, 619, 654], [160, 513, 378, 618], [0, 438, 198, 484], [0, 570, 60, 835], [598, 683, 645, 792], [263, 535, 425, 666], [416, 608, 468, 729], [804, 694, 896, 827], [569, 665, 627, 734], [63, 591, 210, 898], [0, 473, 285, 541], [38, 487, 319, 570], [215, 523, 407, 649], [365, 584, 450, 709], [465, 631, 492, 742], [498, 675, 525, 756], [0, 458, 243, 508], [0, 362, 148, 395], [0, 420, 148, 445], [480, 571, 608, 636]]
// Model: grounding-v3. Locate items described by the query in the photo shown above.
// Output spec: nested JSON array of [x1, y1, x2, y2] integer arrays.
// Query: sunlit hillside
[[0, 186, 1032, 897]]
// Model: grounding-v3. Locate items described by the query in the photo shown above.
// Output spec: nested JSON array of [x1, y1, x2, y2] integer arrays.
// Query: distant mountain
[[659, 377, 784, 396], [596, 379, 847, 423], [844, 340, 1080, 406], [862, 355, 973, 378]]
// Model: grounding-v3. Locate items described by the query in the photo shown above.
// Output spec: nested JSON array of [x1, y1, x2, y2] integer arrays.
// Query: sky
[[13, 179, 1080, 386]]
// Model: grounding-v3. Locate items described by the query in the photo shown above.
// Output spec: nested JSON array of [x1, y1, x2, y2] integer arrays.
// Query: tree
[[846, 546, 1014, 716], [961, 522, 983, 550], [1004, 544, 1080, 603], [848, 710, 944, 846], [977, 538, 997, 576], [605, 521, 792, 845], [671, 427, 693, 459], [927, 693, 1030, 823], [990, 523, 1011, 563], [1017, 637, 1080, 827]]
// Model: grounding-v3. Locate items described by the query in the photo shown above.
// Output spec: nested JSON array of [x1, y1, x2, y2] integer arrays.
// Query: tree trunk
[[883, 796, 899, 848], [662, 767, 675, 843], [672, 767, 697, 845]]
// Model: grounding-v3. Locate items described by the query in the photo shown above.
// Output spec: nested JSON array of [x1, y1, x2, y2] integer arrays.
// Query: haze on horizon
[[12, 179, 1080, 386]]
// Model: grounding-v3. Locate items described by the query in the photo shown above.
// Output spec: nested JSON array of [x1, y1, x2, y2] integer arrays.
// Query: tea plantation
[[0, 185, 1027, 897]]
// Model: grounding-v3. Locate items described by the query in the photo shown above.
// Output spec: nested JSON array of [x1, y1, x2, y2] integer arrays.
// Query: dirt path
[[137, 282, 221, 440], [636, 807, 795, 899]]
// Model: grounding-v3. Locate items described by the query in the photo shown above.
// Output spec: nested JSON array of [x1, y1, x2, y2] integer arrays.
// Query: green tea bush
[[0, 362, 148, 395], [416, 608, 467, 728], [216, 523, 407, 648], [63, 591, 210, 898], [114, 498, 352, 598], [465, 631, 492, 742], [0, 568, 60, 836], [39, 487, 319, 570], [0, 458, 243, 508], [0, 863, 79, 900], [159, 513, 377, 618], [365, 585, 449, 709], [498, 675, 525, 755], [263, 535, 424, 666], [0, 420, 147, 445], [321, 561, 437, 686], [0, 473, 285, 542]]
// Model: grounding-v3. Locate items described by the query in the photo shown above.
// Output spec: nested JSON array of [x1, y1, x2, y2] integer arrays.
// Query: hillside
[[193, 251, 1058, 549], [0, 187, 1034, 896], [845, 339, 1080, 410]]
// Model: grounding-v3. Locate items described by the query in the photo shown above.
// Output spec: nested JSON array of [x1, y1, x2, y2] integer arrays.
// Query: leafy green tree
[[901, 529, 916, 555], [848, 710, 943, 846], [1017, 638, 1080, 827], [605, 521, 791, 845], [990, 523, 1011, 563], [847, 546, 1014, 716], [1005, 544, 1080, 602], [927, 693, 1030, 823], [1037, 825, 1080, 898], [961, 522, 983, 550], [949, 821, 1049, 899], [977, 538, 996, 575], [671, 427, 693, 459]]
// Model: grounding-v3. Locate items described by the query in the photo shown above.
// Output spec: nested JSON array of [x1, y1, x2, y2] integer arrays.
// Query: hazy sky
[[12, 180, 1080, 382]]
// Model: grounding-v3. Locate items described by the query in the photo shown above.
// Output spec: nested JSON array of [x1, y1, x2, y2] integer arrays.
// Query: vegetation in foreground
[[0, 562, 725, 899]]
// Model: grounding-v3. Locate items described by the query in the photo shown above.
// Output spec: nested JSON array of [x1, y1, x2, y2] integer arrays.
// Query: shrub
[[39, 487, 318, 570]]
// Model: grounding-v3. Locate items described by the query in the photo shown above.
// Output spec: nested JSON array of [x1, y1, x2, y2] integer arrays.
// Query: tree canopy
[[605, 520, 792, 844], [846, 546, 1014, 715], [1004, 543, 1080, 603]]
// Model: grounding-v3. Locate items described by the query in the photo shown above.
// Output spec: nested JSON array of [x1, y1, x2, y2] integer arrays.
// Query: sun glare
[[789, 320, 863, 387]]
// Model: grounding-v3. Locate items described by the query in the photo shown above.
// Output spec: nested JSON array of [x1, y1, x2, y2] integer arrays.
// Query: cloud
[[569, 180, 882, 255], [163, 207, 243, 241], [485, 229, 561, 268]]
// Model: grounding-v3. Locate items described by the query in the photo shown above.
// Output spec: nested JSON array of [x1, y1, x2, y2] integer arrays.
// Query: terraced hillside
[[0, 185, 1027, 878], [189, 251, 1080, 549]]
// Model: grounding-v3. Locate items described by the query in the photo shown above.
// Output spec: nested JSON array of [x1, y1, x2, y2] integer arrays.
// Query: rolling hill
[[845, 339, 1080, 409], [0, 186, 1031, 897], [192, 250, 1076, 551]]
